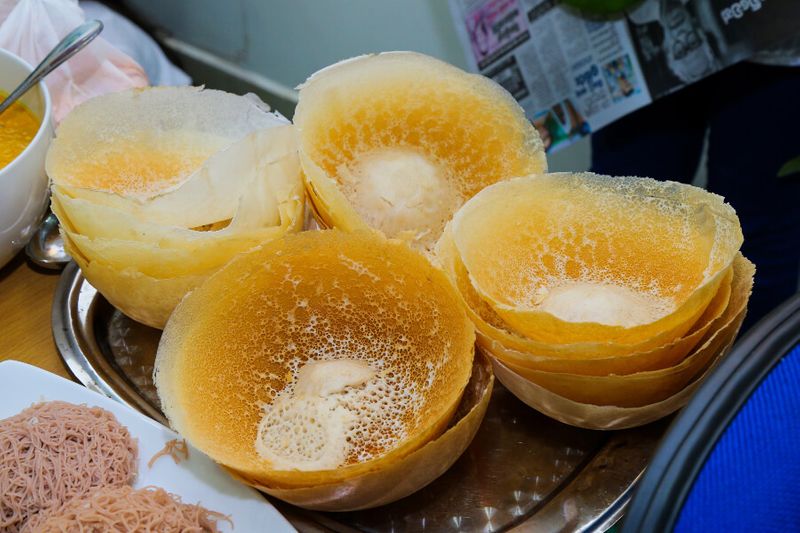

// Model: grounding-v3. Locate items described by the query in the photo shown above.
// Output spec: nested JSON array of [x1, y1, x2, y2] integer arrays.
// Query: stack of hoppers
[[436, 173, 753, 429], [47, 87, 304, 328], [154, 230, 493, 510]]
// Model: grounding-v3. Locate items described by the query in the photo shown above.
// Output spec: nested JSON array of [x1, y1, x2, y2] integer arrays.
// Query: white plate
[[0, 360, 294, 533]]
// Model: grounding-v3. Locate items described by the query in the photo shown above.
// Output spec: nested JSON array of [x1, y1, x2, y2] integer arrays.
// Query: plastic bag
[[0, 0, 148, 123], [81, 1, 191, 86]]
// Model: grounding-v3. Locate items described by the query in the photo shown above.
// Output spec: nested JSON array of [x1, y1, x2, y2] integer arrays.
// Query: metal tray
[[52, 262, 668, 532]]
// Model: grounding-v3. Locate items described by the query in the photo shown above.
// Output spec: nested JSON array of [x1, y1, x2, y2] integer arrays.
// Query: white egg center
[[255, 359, 377, 471], [340, 148, 461, 245], [537, 281, 673, 327]]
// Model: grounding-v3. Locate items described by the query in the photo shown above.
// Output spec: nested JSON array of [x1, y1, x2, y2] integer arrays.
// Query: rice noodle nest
[[21, 485, 227, 533], [0, 401, 138, 532]]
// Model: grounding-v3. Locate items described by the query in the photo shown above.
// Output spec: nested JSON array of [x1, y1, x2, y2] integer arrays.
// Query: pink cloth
[[0, 0, 148, 123]]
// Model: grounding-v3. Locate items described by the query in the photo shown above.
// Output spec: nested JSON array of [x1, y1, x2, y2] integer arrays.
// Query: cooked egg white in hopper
[[450, 173, 743, 347], [154, 230, 475, 491], [294, 52, 546, 251], [436, 226, 731, 374]]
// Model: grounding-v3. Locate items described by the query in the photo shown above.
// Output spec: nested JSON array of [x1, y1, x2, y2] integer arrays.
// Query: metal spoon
[[0, 20, 103, 115], [25, 212, 69, 269], [17, 21, 103, 268]]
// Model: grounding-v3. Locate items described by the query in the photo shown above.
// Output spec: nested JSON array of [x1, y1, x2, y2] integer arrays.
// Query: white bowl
[[0, 49, 53, 269]]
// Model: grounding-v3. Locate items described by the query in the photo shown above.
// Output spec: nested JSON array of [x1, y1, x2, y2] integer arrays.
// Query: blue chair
[[622, 293, 800, 532]]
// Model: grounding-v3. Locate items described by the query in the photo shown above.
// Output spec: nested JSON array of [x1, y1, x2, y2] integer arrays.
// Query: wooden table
[[0, 253, 70, 379]]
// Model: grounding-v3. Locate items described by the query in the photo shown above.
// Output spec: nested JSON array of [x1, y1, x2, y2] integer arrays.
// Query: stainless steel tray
[[52, 262, 668, 532]]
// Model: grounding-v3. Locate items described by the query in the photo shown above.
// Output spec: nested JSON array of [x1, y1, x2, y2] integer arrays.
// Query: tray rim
[[52, 261, 167, 423]]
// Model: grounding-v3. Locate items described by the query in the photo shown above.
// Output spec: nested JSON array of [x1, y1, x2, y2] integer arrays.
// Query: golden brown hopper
[[47, 87, 304, 329], [294, 52, 546, 251], [491, 254, 753, 427], [450, 173, 743, 347], [435, 225, 731, 375], [154, 230, 476, 490]]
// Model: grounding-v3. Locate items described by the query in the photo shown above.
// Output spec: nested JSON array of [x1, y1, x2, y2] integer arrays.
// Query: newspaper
[[449, 0, 800, 152]]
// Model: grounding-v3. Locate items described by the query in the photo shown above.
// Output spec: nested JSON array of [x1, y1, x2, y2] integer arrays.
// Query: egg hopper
[[295, 52, 547, 251], [153, 230, 476, 490], [449, 173, 743, 347]]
